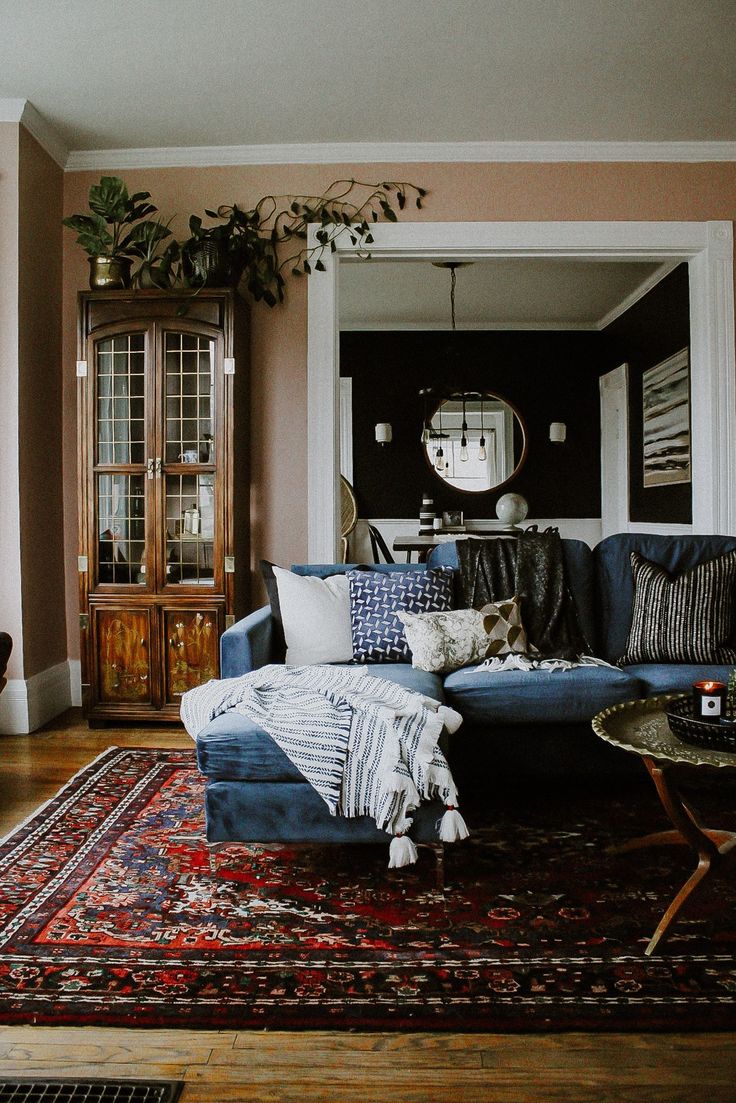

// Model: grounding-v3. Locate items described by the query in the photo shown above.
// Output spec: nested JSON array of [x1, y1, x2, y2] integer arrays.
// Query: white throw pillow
[[273, 566, 354, 666]]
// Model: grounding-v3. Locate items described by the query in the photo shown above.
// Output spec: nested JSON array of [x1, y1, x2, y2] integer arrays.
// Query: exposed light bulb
[[435, 447, 445, 472], [421, 425, 430, 444], [460, 415, 469, 461], [478, 435, 487, 462]]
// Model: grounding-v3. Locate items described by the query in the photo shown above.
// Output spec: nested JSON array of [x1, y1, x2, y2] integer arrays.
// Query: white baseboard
[[0, 659, 74, 735], [69, 659, 82, 707]]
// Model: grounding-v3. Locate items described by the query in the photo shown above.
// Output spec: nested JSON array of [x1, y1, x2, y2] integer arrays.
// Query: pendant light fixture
[[478, 394, 487, 462], [435, 402, 446, 472], [459, 392, 469, 462], [432, 260, 473, 467]]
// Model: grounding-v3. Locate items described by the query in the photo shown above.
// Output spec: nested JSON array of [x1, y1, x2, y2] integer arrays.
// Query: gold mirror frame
[[423, 391, 528, 495]]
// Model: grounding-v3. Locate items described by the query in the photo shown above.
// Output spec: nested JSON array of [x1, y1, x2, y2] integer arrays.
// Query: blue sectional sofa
[[195, 533, 736, 847]]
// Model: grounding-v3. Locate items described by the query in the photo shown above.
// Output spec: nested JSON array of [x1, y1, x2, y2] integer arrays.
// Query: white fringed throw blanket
[[181, 665, 468, 867]]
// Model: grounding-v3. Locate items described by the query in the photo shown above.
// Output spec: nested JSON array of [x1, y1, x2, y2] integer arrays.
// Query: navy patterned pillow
[[348, 566, 455, 663]]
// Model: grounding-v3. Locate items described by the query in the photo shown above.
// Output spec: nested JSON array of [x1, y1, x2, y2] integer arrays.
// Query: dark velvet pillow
[[259, 560, 287, 663]]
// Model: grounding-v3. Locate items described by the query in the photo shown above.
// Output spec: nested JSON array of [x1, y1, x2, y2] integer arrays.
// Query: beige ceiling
[[0, 0, 734, 152], [339, 258, 666, 329]]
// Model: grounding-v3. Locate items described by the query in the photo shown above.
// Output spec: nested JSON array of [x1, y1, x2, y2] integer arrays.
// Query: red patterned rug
[[1, 747, 735, 1031]]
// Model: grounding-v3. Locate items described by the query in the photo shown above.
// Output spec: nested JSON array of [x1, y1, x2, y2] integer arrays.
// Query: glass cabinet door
[[161, 331, 218, 589], [93, 332, 149, 588]]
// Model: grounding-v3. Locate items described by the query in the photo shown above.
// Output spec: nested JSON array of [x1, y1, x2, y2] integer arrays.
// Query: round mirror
[[422, 392, 527, 494]]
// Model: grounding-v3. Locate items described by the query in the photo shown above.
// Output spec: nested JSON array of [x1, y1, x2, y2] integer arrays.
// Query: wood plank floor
[[1, 710, 735, 1102]]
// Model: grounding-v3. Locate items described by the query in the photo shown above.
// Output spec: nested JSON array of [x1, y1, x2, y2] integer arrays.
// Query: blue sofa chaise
[[194, 532, 736, 850]]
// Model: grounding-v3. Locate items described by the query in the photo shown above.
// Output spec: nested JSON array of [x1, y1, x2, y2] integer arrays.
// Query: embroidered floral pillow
[[398, 598, 529, 674]]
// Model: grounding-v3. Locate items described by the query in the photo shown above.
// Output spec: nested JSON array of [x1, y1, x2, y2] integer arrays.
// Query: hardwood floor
[[1, 709, 735, 1102]]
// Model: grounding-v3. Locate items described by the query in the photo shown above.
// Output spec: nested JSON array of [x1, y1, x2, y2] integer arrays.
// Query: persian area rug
[[1, 747, 735, 1031]]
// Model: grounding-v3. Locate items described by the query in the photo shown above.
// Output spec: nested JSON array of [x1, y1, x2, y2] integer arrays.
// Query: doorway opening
[[308, 221, 734, 561]]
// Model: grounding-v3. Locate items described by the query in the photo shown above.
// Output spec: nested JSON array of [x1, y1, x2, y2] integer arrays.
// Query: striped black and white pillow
[[621, 550, 736, 664]]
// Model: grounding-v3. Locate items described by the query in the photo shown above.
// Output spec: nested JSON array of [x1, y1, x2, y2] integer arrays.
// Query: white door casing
[[599, 363, 630, 538], [307, 221, 735, 561]]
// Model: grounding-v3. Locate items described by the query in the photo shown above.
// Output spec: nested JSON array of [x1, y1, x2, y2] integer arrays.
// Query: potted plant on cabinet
[[128, 218, 178, 289], [64, 177, 427, 302], [63, 176, 159, 289], [178, 179, 427, 306]]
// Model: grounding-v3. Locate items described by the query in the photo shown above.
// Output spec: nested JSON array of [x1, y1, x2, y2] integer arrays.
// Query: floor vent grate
[[0, 1082, 183, 1103]]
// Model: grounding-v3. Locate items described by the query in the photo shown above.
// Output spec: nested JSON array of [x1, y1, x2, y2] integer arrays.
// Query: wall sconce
[[375, 422, 393, 446], [549, 421, 567, 444]]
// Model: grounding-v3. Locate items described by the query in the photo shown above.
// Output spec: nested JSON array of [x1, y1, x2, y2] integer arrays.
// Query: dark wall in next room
[[340, 330, 607, 521], [602, 263, 691, 525]]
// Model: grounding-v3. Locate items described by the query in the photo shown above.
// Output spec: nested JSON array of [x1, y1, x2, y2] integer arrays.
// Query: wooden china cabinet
[[76, 289, 249, 723]]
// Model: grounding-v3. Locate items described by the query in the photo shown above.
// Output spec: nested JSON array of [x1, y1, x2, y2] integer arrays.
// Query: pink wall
[[62, 161, 736, 659], [18, 128, 65, 678], [0, 124, 22, 680]]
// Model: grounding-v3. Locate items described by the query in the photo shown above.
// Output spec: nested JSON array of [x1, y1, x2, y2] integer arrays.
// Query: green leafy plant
[[63, 176, 159, 259], [64, 176, 428, 304], [128, 218, 178, 288], [179, 178, 427, 306], [727, 669, 736, 719]]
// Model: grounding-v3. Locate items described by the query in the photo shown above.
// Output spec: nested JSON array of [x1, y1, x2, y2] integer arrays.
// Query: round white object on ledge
[[495, 492, 529, 527]]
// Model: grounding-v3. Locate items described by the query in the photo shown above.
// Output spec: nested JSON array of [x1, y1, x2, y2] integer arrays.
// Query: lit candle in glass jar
[[692, 680, 727, 723]]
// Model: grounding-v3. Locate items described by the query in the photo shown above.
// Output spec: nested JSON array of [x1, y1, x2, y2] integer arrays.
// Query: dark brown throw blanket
[[457, 533, 590, 661]]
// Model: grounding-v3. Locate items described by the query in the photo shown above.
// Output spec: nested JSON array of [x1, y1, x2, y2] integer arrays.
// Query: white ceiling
[[0, 0, 734, 155], [339, 258, 667, 329]]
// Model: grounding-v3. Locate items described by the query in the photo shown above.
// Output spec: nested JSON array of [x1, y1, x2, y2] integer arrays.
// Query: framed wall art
[[642, 348, 691, 487]]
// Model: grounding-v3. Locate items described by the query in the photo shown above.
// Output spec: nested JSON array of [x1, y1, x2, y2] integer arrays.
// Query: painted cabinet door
[[94, 606, 153, 705], [163, 607, 220, 705]]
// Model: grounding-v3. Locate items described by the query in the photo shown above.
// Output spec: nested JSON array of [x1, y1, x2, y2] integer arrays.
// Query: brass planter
[[88, 255, 132, 290]]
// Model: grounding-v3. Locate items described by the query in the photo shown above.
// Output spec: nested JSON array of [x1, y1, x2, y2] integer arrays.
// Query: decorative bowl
[[665, 694, 736, 753]]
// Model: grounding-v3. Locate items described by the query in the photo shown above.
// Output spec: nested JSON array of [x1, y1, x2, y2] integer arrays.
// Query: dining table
[[392, 529, 520, 563]]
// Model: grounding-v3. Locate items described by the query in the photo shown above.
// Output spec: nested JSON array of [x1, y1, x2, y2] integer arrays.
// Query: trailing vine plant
[[181, 178, 428, 305], [64, 177, 428, 305]]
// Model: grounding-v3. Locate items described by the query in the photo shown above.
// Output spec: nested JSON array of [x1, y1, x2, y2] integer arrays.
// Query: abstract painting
[[642, 348, 691, 487]]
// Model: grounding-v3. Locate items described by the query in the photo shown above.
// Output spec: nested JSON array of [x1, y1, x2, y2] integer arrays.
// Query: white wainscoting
[[349, 518, 605, 563], [0, 660, 75, 735]]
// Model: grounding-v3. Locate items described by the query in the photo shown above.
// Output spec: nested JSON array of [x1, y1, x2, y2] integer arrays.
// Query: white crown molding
[[340, 319, 599, 331], [596, 261, 679, 330], [0, 99, 68, 168], [0, 98, 27, 122], [340, 260, 678, 334], [65, 139, 736, 173], [19, 101, 69, 169]]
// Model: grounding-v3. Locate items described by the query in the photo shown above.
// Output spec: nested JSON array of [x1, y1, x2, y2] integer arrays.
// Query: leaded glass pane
[[96, 334, 145, 464], [164, 333, 215, 463], [164, 473, 215, 585], [97, 473, 146, 584]]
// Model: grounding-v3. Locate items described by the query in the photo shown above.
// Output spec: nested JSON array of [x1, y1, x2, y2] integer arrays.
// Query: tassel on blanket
[[439, 805, 469, 843], [437, 705, 463, 734], [389, 833, 418, 868]]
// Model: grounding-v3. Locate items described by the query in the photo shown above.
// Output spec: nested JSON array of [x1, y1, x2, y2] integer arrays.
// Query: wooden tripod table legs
[[613, 755, 736, 956]]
